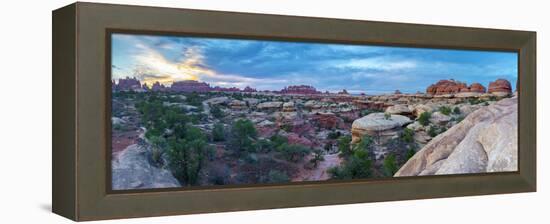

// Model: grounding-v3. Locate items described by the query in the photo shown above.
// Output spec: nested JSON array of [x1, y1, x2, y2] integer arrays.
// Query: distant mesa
[[338, 89, 349, 95], [112, 77, 144, 92], [171, 80, 211, 92], [426, 79, 486, 95], [243, 86, 258, 92], [394, 90, 402, 95], [151, 81, 167, 91], [488, 79, 512, 94], [280, 85, 320, 95]]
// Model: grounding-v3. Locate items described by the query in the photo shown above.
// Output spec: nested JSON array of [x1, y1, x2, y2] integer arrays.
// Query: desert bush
[[328, 148, 372, 180], [309, 149, 325, 168], [229, 119, 258, 154], [166, 125, 210, 186], [418, 112, 431, 126], [384, 112, 391, 120], [212, 123, 225, 141], [337, 135, 352, 157], [405, 148, 416, 160], [453, 107, 461, 114], [439, 106, 452, 115], [401, 128, 414, 143], [210, 105, 225, 119], [327, 131, 342, 139], [383, 154, 398, 177], [428, 126, 438, 137], [277, 143, 311, 162]]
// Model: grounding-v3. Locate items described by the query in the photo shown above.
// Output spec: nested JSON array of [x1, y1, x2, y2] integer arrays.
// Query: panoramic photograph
[[110, 33, 518, 190]]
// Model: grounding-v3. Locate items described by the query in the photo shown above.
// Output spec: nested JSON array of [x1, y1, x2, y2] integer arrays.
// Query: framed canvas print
[[52, 2, 536, 221]]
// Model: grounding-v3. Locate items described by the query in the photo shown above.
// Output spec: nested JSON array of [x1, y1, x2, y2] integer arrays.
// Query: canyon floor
[[111, 89, 517, 190]]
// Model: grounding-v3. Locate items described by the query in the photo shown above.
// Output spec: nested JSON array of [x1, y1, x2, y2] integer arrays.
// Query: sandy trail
[[292, 153, 342, 181]]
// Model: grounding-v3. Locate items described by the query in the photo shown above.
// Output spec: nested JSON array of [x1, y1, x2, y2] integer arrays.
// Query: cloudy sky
[[112, 33, 517, 94]]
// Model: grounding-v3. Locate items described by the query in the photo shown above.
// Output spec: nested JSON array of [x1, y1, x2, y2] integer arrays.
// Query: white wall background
[[0, 0, 547, 223]]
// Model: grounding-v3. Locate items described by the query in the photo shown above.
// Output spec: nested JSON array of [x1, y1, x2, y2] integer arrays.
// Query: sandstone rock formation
[[351, 113, 412, 144], [280, 85, 319, 94], [385, 104, 412, 115], [488, 79, 512, 96], [313, 112, 344, 129], [426, 79, 486, 95], [395, 97, 517, 176], [112, 144, 180, 190], [229, 100, 247, 110]]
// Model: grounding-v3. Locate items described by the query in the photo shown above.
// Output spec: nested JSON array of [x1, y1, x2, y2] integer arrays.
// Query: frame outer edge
[[70, 2, 537, 220], [520, 32, 536, 190], [52, 3, 78, 221]]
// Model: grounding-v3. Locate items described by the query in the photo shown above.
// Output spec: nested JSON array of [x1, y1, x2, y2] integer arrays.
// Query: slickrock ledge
[[394, 97, 517, 176]]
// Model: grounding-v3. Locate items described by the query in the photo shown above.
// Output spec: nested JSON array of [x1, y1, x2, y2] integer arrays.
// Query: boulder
[[203, 96, 229, 105], [229, 100, 247, 110], [429, 111, 451, 125], [257, 101, 283, 110], [412, 104, 436, 117], [282, 101, 296, 112], [385, 104, 412, 115], [395, 97, 518, 176], [112, 117, 126, 125], [243, 98, 260, 106], [406, 121, 425, 131], [112, 144, 180, 190], [313, 112, 344, 129], [351, 113, 412, 143]]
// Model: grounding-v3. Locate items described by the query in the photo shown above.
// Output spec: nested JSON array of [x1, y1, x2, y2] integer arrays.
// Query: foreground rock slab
[[395, 97, 517, 176], [112, 144, 180, 190]]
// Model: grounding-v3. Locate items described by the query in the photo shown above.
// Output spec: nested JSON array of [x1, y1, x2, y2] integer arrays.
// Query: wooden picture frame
[[53, 2, 536, 221]]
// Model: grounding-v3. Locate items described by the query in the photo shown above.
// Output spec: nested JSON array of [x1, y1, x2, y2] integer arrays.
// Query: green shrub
[[328, 148, 372, 180], [401, 128, 414, 143], [277, 143, 311, 162], [383, 154, 398, 177], [453, 107, 461, 114], [418, 112, 431, 126], [212, 123, 225, 141], [406, 148, 416, 160], [337, 135, 352, 157], [270, 134, 288, 148], [255, 138, 272, 153], [439, 106, 452, 115], [428, 126, 438, 137], [327, 131, 342, 139], [210, 105, 224, 119], [166, 125, 210, 186], [353, 135, 373, 152], [229, 119, 258, 154], [384, 112, 391, 120], [309, 149, 325, 168]]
